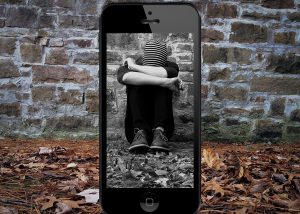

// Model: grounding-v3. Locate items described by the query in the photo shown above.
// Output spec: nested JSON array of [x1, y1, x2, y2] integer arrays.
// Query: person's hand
[[162, 78, 184, 92], [162, 78, 178, 92], [177, 78, 184, 91], [124, 58, 135, 70]]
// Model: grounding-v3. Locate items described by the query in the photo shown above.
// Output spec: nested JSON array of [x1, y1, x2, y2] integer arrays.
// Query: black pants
[[125, 85, 174, 144]]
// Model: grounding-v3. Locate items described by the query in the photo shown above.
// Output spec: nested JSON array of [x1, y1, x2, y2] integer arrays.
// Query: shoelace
[[133, 131, 145, 141], [155, 130, 168, 141]]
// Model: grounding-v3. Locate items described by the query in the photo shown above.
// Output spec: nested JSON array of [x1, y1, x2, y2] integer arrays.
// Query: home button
[[140, 192, 159, 212]]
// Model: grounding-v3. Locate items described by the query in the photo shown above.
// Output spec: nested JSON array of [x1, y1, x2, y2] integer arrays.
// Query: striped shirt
[[142, 40, 167, 67]]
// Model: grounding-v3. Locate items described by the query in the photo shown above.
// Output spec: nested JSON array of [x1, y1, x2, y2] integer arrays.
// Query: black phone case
[[99, 3, 201, 214]]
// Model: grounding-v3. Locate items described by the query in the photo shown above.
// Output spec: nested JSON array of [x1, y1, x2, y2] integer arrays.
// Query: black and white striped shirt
[[142, 40, 167, 67]]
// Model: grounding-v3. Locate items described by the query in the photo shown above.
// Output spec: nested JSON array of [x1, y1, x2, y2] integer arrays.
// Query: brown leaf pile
[[0, 139, 101, 213], [201, 142, 300, 213], [1, 139, 300, 213]]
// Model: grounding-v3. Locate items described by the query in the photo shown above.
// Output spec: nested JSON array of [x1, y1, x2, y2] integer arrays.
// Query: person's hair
[[142, 39, 167, 67]]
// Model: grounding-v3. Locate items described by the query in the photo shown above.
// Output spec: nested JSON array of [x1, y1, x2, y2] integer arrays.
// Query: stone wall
[[0, 0, 299, 142], [106, 33, 194, 141], [200, 0, 300, 142]]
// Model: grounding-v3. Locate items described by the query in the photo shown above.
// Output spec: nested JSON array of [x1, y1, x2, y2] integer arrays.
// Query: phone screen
[[106, 33, 195, 188]]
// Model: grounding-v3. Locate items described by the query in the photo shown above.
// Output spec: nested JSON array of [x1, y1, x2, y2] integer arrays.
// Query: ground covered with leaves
[[0, 139, 100, 214], [0, 139, 300, 213], [107, 140, 194, 188], [200, 142, 300, 213]]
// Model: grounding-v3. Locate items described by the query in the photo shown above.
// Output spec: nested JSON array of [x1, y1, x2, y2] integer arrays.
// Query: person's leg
[[124, 102, 134, 144], [126, 85, 153, 133], [153, 86, 174, 139], [149, 86, 174, 152], [125, 85, 154, 152]]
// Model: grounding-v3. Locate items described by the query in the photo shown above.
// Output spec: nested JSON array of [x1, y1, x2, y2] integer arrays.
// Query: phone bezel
[[99, 3, 201, 214]]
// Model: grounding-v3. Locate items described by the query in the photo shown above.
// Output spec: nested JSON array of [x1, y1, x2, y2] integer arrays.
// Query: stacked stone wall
[[0, 0, 299, 142]]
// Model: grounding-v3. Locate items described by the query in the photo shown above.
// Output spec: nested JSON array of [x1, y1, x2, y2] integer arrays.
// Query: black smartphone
[[100, 3, 200, 214]]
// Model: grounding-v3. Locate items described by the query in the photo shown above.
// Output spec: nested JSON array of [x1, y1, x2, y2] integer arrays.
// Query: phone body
[[100, 3, 200, 214]]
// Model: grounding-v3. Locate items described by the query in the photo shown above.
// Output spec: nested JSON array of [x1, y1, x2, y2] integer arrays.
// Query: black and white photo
[[106, 33, 195, 188]]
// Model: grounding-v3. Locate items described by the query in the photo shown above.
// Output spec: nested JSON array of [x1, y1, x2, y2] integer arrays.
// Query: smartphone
[[100, 4, 200, 213]]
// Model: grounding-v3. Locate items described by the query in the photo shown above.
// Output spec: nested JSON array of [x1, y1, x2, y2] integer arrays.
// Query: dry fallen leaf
[[35, 196, 57, 211], [240, 166, 253, 183], [0, 167, 13, 174], [182, 179, 193, 187], [203, 148, 225, 170], [270, 198, 289, 208], [55, 202, 72, 214], [226, 153, 241, 176], [117, 157, 127, 173], [39, 147, 54, 155], [77, 189, 99, 204], [87, 166, 98, 173], [292, 179, 300, 194], [131, 170, 142, 177], [238, 165, 244, 178], [155, 170, 168, 176], [28, 162, 45, 169], [231, 184, 247, 193], [234, 207, 249, 214], [35, 195, 85, 212], [203, 178, 226, 197], [0, 206, 17, 214], [289, 199, 300, 210], [58, 178, 85, 192], [250, 182, 269, 193], [75, 172, 89, 182], [236, 196, 258, 207], [272, 173, 287, 184], [93, 175, 99, 181], [45, 164, 60, 169], [66, 163, 77, 169], [59, 199, 84, 209], [155, 178, 169, 187]]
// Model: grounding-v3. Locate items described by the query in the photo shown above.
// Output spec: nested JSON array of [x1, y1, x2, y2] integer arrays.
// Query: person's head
[[143, 39, 167, 67]]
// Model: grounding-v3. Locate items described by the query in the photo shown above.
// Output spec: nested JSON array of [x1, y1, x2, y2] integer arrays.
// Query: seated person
[[117, 39, 182, 153]]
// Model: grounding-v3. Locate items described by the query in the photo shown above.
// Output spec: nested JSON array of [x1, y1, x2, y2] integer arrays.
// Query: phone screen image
[[106, 33, 195, 188]]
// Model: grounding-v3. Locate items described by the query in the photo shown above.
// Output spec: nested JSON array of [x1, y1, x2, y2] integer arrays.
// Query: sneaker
[[128, 129, 149, 153], [150, 129, 170, 152]]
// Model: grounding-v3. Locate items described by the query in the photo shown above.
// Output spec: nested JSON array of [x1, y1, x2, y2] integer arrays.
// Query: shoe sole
[[128, 144, 149, 153], [150, 146, 170, 152]]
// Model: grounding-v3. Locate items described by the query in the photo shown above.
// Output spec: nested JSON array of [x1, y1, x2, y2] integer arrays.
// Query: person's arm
[[117, 65, 129, 85], [130, 64, 168, 78], [126, 58, 180, 78], [118, 58, 181, 90], [164, 61, 180, 78], [123, 72, 168, 86], [122, 71, 180, 92]]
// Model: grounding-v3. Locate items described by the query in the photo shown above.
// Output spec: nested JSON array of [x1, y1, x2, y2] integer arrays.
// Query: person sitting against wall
[[117, 39, 182, 153]]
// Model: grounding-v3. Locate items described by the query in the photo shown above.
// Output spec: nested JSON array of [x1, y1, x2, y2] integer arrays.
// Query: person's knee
[[127, 85, 152, 97], [127, 85, 142, 96], [153, 86, 172, 97], [127, 85, 140, 91]]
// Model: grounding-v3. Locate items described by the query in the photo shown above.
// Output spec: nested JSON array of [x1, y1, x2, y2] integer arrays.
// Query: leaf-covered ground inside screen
[[0, 139, 300, 213], [106, 141, 194, 188]]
